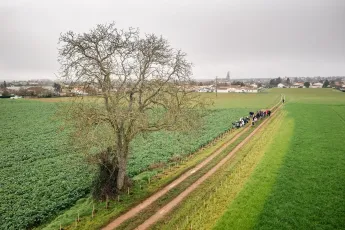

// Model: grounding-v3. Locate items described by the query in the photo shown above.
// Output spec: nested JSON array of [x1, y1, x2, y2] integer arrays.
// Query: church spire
[[226, 71, 230, 81]]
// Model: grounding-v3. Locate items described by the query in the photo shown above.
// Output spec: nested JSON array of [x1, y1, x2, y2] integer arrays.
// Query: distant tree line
[[231, 81, 245, 86]]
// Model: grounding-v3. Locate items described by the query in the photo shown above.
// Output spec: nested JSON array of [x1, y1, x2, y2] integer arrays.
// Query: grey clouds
[[0, 0, 344, 80]]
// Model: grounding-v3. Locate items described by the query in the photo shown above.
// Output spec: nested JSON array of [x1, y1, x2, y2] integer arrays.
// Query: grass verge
[[150, 109, 285, 230], [213, 111, 293, 229]]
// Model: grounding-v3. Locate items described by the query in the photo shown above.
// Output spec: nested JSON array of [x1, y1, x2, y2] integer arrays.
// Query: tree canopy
[[322, 79, 330, 88], [58, 23, 209, 199], [269, 77, 282, 87]]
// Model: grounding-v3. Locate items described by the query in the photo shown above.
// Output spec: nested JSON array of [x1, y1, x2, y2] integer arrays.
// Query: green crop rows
[[0, 100, 93, 230], [128, 108, 249, 177], [0, 99, 251, 229]]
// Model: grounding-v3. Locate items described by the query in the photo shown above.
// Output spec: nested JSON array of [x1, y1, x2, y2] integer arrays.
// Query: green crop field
[[128, 108, 254, 177], [213, 89, 345, 229], [0, 92, 279, 229], [205, 91, 280, 109], [0, 100, 93, 230]]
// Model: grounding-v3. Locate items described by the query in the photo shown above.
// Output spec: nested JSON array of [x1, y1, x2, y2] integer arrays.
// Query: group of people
[[250, 110, 271, 126], [232, 109, 271, 129], [232, 116, 250, 128]]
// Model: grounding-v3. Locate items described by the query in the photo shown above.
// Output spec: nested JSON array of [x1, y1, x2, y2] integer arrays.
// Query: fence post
[[106, 195, 109, 209]]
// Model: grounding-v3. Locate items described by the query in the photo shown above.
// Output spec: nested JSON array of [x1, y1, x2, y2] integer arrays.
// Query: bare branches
[[58, 22, 210, 192], [58, 22, 139, 91]]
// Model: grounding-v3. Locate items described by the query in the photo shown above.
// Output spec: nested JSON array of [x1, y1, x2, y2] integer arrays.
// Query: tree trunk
[[116, 154, 128, 191]]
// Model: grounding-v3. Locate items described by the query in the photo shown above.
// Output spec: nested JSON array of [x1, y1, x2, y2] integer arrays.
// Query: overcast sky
[[1, 0, 344, 80]]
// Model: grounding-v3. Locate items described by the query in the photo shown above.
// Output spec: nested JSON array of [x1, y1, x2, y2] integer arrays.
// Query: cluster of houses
[[193, 84, 259, 93], [195, 81, 345, 93], [0, 83, 96, 97], [1, 76, 345, 97], [277, 82, 322, 88], [278, 82, 345, 89]]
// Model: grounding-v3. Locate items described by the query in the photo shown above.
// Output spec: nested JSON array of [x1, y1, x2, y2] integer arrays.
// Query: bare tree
[[58, 23, 209, 199]]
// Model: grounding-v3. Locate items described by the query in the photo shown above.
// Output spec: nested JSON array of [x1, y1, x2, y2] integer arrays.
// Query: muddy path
[[103, 103, 282, 230]]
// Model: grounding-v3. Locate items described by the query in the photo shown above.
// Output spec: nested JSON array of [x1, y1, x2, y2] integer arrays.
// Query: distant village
[[1, 73, 345, 98], [182, 73, 345, 94]]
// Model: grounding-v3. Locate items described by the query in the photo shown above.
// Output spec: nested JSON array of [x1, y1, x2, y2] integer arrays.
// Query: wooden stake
[[92, 204, 95, 218], [77, 211, 80, 222], [106, 195, 109, 209], [60, 223, 62, 230], [127, 187, 130, 195], [117, 195, 120, 202]]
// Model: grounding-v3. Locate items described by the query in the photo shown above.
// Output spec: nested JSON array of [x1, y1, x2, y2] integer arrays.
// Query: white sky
[[1, 0, 344, 80]]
